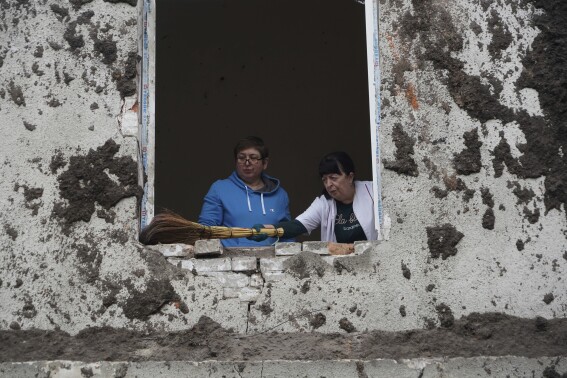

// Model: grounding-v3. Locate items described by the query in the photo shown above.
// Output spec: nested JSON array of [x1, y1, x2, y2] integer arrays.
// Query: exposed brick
[[250, 273, 264, 288], [259, 257, 290, 273], [302, 241, 330, 255], [147, 243, 194, 257], [205, 272, 250, 288], [223, 287, 262, 302], [262, 271, 287, 282], [180, 259, 195, 271], [194, 239, 223, 257], [222, 287, 240, 299], [231, 256, 257, 272], [275, 242, 302, 256], [238, 287, 262, 302], [166, 258, 183, 268], [180, 258, 231, 273], [354, 240, 380, 255]]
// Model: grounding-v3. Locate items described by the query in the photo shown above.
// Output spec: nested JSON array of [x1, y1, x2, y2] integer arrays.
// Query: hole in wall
[[155, 0, 373, 240]]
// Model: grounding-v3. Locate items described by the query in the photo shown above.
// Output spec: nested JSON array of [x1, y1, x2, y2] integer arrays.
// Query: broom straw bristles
[[139, 210, 283, 245]]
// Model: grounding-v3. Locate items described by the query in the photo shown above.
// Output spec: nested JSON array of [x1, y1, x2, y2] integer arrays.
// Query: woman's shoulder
[[211, 174, 242, 190], [313, 193, 334, 207], [296, 193, 331, 223], [355, 180, 373, 194]]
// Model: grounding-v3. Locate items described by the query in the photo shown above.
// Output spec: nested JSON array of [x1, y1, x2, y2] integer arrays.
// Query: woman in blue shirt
[[198, 136, 293, 247]]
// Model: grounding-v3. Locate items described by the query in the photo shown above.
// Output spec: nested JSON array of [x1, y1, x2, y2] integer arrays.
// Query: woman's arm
[[275, 220, 308, 238], [249, 220, 308, 241], [249, 195, 324, 242], [295, 196, 325, 234]]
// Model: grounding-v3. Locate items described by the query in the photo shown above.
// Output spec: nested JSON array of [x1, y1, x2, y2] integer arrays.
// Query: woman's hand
[[328, 242, 354, 255], [247, 224, 271, 242]]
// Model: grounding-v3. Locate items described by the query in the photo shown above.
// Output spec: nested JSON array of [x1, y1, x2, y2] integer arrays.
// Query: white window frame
[[138, 0, 382, 236], [364, 0, 383, 235], [139, 0, 156, 229]]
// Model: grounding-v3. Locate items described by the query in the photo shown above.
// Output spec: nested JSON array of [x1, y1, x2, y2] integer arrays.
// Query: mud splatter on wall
[[379, 0, 566, 323], [52, 139, 141, 230], [0, 0, 565, 341]]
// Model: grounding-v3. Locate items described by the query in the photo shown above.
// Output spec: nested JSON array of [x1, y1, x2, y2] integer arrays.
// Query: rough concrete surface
[[2, 357, 567, 378], [1, 314, 566, 362], [1, 357, 565, 378], [379, 0, 566, 324], [0, 0, 566, 374]]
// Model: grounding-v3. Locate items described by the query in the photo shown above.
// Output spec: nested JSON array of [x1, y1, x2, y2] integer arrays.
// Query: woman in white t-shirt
[[249, 151, 377, 243]]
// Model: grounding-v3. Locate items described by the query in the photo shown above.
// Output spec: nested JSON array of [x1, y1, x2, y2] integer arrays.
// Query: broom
[[139, 210, 284, 245]]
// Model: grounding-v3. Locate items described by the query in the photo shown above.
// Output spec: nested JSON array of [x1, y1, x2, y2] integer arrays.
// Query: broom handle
[[253, 227, 285, 238]]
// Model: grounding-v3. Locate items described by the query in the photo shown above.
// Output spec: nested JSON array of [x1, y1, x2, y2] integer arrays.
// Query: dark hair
[[318, 151, 355, 177], [233, 136, 269, 159]]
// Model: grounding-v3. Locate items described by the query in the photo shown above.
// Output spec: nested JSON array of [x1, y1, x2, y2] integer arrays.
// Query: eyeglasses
[[236, 154, 263, 164]]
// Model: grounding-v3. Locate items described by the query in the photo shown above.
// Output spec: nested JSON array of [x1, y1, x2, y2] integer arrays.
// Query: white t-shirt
[[296, 181, 377, 242]]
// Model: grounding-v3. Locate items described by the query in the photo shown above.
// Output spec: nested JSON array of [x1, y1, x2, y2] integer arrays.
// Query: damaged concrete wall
[[0, 0, 565, 339], [0, 0, 150, 334], [375, 0, 566, 328]]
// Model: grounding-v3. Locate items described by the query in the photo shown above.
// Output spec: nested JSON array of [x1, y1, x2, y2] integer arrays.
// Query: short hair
[[233, 136, 269, 159], [318, 151, 355, 177]]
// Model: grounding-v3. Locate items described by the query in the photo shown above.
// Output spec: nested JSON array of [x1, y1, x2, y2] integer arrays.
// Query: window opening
[[140, 0, 382, 239]]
